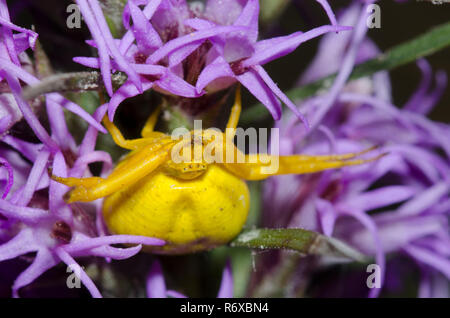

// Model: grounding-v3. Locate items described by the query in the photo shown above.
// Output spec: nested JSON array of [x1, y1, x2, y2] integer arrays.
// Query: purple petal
[[236, 68, 281, 120], [397, 182, 449, 216], [108, 80, 154, 121], [87, 0, 142, 93], [48, 151, 70, 219], [308, 4, 370, 130], [196, 56, 235, 93], [252, 65, 309, 127], [12, 249, 59, 298], [0, 229, 36, 262], [243, 25, 351, 67], [0, 56, 105, 132], [148, 25, 250, 64], [71, 151, 113, 178], [79, 104, 108, 157], [315, 198, 337, 237], [315, 0, 338, 27], [405, 244, 450, 280], [166, 290, 188, 298], [45, 98, 75, 149], [16, 150, 49, 207], [342, 209, 385, 298], [63, 235, 165, 254], [0, 200, 49, 224], [204, 0, 246, 26], [184, 17, 216, 30], [0, 15, 37, 49], [81, 244, 142, 260], [75, 0, 113, 96], [120, 0, 163, 54], [1, 72, 58, 151], [217, 260, 233, 298], [168, 39, 204, 67], [346, 186, 417, 212], [0, 157, 14, 199], [128, 0, 162, 53], [233, 0, 259, 42], [146, 260, 167, 298], [156, 71, 200, 98], [404, 59, 432, 112], [151, 0, 190, 38]]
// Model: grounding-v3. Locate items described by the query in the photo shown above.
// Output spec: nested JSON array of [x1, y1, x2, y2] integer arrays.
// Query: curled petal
[[12, 249, 58, 298], [347, 186, 417, 212], [315, 0, 338, 27], [156, 71, 200, 98], [236, 68, 281, 120], [0, 16, 37, 49], [243, 25, 351, 67], [166, 290, 188, 298], [108, 80, 154, 121], [83, 244, 142, 260], [63, 235, 165, 254], [252, 65, 309, 128]]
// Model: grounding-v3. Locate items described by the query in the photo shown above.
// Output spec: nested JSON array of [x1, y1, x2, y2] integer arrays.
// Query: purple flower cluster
[[74, 0, 349, 124], [0, 0, 164, 298], [146, 260, 233, 298], [263, 3, 450, 298]]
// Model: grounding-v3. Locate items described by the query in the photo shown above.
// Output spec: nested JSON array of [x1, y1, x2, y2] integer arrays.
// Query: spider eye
[[164, 160, 208, 180]]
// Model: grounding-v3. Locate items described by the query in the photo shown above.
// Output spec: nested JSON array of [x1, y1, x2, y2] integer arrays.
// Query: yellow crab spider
[[52, 86, 383, 254]]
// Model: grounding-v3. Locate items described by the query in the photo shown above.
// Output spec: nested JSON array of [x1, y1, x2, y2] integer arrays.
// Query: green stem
[[231, 228, 367, 262]]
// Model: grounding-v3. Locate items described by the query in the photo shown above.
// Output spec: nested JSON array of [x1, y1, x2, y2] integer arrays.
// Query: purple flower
[[262, 3, 450, 298], [0, 2, 166, 297], [75, 0, 203, 120], [74, 0, 350, 124], [146, 259, 233, 298]]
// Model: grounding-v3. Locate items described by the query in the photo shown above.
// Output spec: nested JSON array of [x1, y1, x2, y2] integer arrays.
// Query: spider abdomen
[[102, 165, 250, 254]]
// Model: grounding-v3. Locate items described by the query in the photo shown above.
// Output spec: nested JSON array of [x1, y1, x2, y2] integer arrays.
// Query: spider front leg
[[221, 142, 386, 180], [52, 142, 173, 203], [102, 105, 165, 150]]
